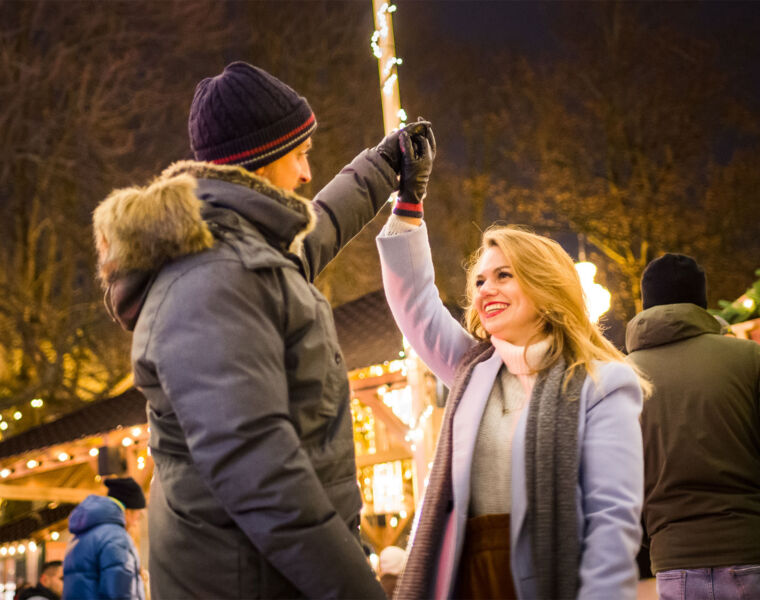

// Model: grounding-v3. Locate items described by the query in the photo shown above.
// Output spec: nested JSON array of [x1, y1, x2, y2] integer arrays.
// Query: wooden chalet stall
[[334, 291, 445, 554], [0, 389, 149, 597], [0, 290, 449, 593]]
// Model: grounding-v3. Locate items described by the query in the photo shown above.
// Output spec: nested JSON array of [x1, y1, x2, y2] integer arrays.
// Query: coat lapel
[[511, 396, 530, 552], [443, 352, 503, 597], [451, 352, 503, 514]]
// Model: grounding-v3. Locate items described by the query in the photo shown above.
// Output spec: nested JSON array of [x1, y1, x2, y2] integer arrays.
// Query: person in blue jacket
[[63, 477, 145, 600]]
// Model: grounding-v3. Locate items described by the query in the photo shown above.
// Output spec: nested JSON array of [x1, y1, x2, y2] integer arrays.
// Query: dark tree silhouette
[[0, 0, 230, 423]]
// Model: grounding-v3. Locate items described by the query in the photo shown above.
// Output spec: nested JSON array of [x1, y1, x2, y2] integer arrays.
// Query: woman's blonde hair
[[464, 225, 646, 391]]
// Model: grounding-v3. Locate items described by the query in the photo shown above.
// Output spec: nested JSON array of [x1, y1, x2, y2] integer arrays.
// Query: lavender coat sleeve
[[376, 222, 475, 387], [576, 361, 644, 600]]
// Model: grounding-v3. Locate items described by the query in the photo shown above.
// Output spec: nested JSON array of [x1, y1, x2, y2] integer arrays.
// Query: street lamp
[[576, 234, 611, 323]]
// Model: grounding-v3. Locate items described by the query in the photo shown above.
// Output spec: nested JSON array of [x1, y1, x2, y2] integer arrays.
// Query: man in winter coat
[[92, 61, 432, 599], [63, 477, 146, 600], [18, 561, 63, 600], [626, 253, 760, 599]]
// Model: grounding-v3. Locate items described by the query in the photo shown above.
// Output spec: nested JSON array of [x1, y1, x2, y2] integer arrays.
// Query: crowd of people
[[41, 60, 760, 599]]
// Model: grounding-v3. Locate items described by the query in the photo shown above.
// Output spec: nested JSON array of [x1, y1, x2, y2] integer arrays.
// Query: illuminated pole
[[371, 1, 407, 135], [370, 2, 430, 511]]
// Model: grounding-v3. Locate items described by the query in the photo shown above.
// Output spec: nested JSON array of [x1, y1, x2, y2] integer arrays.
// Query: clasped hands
[[375, 119, 436, 219]]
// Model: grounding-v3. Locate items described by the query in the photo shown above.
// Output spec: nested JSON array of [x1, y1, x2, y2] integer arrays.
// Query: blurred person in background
[[626, 253, 760, 600], [63, 477, 145, 600], [18, 561, 63, 600]]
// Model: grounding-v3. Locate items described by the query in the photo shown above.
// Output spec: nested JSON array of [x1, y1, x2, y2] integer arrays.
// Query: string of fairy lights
[[0, 427, 149, 481], [371, 2, 407, 132], [0, 398, 46, 437]]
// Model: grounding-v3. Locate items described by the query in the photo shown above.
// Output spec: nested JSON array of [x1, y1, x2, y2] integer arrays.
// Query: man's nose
[[300, 162, 312, 184]]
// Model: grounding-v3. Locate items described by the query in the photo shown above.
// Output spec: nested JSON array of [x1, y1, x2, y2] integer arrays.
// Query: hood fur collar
[[94, 160, 316, 280], [161, 160, 316, 236]]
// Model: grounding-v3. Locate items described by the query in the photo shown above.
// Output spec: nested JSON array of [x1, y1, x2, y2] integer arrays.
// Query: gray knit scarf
[[525, 354, 584, 600], [394, 342, 584, 600]]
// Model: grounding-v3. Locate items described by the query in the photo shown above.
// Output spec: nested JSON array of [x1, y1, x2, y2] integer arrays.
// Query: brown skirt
[[453, 513, 517, 600]]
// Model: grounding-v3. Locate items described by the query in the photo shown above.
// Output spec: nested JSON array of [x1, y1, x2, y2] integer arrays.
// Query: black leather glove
[[374, 120, 434, 173], [393, 121, 435, 219]]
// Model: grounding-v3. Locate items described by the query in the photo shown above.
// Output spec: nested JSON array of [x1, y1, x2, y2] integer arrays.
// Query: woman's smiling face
[[474, 245, 542, 345]]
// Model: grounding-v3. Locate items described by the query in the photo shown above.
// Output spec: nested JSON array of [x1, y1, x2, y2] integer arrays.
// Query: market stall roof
[[0, 503, 77, 544], [0, 388, 146, 460], [333, 289, 404, 371]]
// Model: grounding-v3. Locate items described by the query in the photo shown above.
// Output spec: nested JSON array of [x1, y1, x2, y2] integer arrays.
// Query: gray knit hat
[[188, 62, 316, 170]]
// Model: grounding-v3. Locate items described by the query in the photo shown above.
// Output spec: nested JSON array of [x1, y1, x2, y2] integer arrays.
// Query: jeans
[[656, 565, 760, 600]]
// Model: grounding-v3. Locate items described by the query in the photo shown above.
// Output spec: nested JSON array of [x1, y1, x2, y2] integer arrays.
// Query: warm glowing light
[[89, 448, 99, 457], [742, 298, 755, 310], [51, 531, 60, 541], [17, 544, 25, 554], [383, 73, 398, 96], [373, 461, 405, 514], [388, 360, 405, 373], [13, 411, 22, 420], [0, 547, 6, 556], [28, 541, 37, 552], [8, 546, 15, 556], [0, 422, 8, 431], [30, 399, 43, 408], [57, 452, 69, 462], [131, 427, 142, 437], [26, 459, 39, 469], [575, 261, 611, 323], [382, 385, 413, 425], [0, 469, 11, 478], [121, 437, 134, 447], [389, 516, 399, 527]]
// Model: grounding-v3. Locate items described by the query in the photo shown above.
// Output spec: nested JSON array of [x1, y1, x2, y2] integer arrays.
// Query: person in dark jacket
[[92, 61, 433, 599], [626, 253, 760, 600], [18, 561, 63, 600], [63, 477, 146, 600]]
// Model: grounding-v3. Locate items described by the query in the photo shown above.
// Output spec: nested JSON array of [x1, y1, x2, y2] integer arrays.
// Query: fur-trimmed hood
[[94, 160, 315, 278], [94, 160, 316, 329]]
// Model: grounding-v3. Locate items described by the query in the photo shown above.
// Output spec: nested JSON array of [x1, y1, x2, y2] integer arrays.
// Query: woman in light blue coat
[[375, 144, 646, 600]]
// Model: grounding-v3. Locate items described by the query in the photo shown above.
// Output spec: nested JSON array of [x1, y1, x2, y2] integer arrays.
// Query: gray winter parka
[[100, 151, 395, 599]]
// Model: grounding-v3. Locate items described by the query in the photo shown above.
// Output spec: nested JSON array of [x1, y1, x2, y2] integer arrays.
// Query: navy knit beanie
[[105, 477, 146, 509], [641, 253, 707, 309], [188, 62, 316, 170]]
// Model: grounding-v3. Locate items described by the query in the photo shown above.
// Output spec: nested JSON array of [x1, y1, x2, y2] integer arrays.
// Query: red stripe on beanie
[[212, 113, 316, 165]]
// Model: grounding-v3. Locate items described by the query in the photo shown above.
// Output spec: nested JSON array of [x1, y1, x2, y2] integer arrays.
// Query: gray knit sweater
[[470, 339, 549, 516]]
